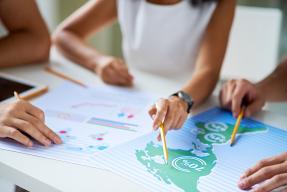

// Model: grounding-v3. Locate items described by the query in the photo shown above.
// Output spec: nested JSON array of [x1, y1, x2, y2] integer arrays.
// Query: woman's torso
[[117, 0, 216, 81]]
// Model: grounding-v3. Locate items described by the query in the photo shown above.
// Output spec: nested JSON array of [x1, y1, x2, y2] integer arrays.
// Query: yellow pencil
[[159, 123, 168, 163], [230, 108, 245, 146], [45, 66, 87, 88]]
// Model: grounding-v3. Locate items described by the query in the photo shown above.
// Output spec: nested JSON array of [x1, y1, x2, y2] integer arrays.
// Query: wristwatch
[[171, 91, 194, 113]]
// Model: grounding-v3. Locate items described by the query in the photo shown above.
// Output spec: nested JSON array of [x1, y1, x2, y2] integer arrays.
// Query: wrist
[[170, 91, 194, 113], [255, 82, 267, 102]]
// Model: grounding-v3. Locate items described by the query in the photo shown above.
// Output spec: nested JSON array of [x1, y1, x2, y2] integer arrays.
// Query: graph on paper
[[92, 107, 287, 192], [0, 82, 156, 168], [36, 82, 154, 133]]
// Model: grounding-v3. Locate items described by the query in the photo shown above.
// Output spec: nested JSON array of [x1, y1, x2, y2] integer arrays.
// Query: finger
[[238, 162, 287, 190], [252, 173, 287, 192], [109, 66, 132, 86], [245, 99, 265, 117], [220, 80, 235, 109], [23, 102, 45, 122], [111, 62, 133, 84], [153, 99, 168, 130], [148, 105, 157, 118], [102, 67, 129, 86], [114, 60, 134, 80], [175, 113, 187, 130], [163, 109, 176, 133], [4, 126, 33, 147], [21, 113, 62, 144], [9, 118, 51, 146], [232, 84, 247, 117], [241, 154, 287, 179], [39, 124, 62, 144]]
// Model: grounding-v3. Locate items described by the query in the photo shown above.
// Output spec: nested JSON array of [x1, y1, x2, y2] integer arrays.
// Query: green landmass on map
[[135, 121, 267, 192]]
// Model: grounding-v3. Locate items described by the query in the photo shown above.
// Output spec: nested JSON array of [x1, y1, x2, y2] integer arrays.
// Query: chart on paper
[[0, 82, 156, 167], [0, 117, 139, 167], [91, 107, 287, 192], [35, 82, 154, 133]]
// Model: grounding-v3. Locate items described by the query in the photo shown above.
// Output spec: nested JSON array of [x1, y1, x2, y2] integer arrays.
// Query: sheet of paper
[[0, 82, 155, 167], [90, 107, 287, 192]]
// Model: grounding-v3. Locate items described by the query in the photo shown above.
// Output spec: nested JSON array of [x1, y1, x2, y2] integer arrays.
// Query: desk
[[0, 49, 286, 192]]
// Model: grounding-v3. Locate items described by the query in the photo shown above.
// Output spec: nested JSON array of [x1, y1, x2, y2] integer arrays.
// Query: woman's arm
[[150, 0, 236, 136], [53, 0, 133, 86], [0, 0, 50, 67], [182, 0, 235, 105], [256, 58, 287, 101]]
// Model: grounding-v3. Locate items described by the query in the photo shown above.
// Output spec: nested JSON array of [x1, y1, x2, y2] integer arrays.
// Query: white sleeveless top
[[117, 0, 216, 81]]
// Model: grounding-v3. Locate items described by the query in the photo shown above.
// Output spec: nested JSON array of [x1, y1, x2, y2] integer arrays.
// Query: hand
[[95, 56, 134, 86], [238, 152, 287, 192], [148, 97, 188, 140], [0, 100, 62, 147], [219, 79, 266, 117]]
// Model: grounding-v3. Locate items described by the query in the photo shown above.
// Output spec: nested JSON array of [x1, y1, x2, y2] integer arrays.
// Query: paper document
[[91, 107, 287, 192], [0, 82, 155, 167]]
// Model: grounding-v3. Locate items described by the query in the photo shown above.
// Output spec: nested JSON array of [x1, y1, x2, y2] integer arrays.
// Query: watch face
[[179, 91, 190, 101]]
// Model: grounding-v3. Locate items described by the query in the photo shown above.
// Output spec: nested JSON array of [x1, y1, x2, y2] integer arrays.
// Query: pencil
[[230, 107, 245, 146], [159, 123, 169, 163], [44, 66, 87, 88], [19, 86, 48, 101]]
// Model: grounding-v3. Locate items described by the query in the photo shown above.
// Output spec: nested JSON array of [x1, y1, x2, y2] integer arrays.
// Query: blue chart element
[[118, 113, 125, 118], [86, 117, 138, 132]]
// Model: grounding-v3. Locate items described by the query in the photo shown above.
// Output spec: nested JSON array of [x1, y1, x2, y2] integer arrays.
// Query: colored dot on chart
[[97, 146, 108, 150], [97, 137, 103, 141], [118, 113, 125, 117], [127, 114, 134, 119], [59, 130, 67, 134]]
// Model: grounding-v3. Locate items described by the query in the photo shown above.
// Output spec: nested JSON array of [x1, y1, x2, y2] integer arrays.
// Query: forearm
[[53, 31, 104, 71], [182, 68, 219, 105], [0, 31, 50, 67], [256, 59, 287, 101]]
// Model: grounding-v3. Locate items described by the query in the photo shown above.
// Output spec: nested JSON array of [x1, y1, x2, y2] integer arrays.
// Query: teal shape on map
[[135, 120, 267, 192]]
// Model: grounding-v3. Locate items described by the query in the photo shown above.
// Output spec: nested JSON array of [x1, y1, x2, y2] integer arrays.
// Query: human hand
[[148, 97, 188, 140], [219, 79, 266, 117], [0, 100, 62, 147], [95, 56, 134, 86], [238, 152, 287, 192]]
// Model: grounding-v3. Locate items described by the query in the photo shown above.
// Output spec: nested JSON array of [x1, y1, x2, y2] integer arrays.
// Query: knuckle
[[8, 129, 19, 137], [238, 78, 247, 85], [260, 167, 272, 177], [258, 159, 268, 167], [273, 174, 284, 183]]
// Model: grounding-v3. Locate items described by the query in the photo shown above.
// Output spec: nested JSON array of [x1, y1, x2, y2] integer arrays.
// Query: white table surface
[[0, 49, 286, 192]]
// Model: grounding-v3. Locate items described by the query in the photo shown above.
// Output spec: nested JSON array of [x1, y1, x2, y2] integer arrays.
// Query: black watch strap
[[171, 91, 194, 113]]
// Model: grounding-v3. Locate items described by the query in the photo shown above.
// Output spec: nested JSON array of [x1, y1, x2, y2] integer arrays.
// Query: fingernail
[[55, 137, 63, 144], [27, 141, 33, 148], [238, 179, 246, 189]]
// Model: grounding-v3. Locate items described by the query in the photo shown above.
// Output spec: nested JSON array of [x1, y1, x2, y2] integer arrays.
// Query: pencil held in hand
[[159, 123, 169, 163], [230, 108, 245, 146]]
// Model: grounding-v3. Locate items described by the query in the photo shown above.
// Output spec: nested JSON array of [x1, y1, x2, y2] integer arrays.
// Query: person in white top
[[53, 0, 235, 137]]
